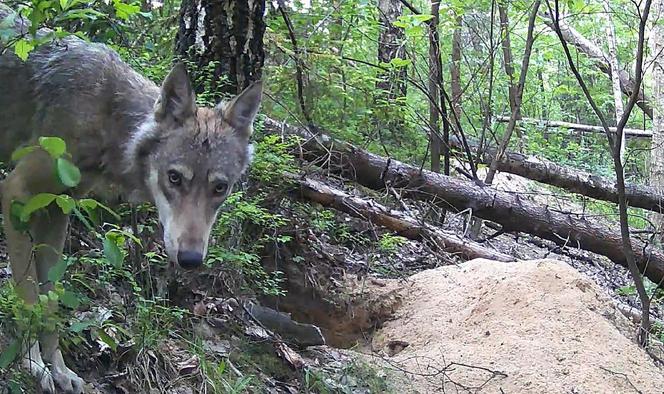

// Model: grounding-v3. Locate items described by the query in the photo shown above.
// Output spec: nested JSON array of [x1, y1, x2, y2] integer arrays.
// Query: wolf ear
[[221, 81, 263, 136], [155, 63, 196, 122]]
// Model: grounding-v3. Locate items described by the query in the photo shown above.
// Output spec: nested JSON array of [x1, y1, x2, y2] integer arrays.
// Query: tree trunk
[[265, 117, 664, 285], [498, 4, 517, 115], [175, 0, 266, 98], [295, 176, 515, 262], [603, 1, 626, 164], [376, 0, 408, 145], [649, 0, 664, 242], [450, 13, 463, 119], [484, 0, 540, 185], [541, 13, 654, 119], [377, 0, 407, 99], [428, 1, 441, 173]]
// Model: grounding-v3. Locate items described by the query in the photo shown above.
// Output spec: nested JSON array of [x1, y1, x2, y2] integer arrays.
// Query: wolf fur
[[0, 4, 262, 393]]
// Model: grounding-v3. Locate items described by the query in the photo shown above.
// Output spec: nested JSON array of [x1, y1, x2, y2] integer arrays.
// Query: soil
[[369, 258, 664, 393]]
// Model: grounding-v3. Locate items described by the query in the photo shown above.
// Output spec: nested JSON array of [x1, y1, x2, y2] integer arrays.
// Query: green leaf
[[20, 193, 57, 222], [56, 195, 76, 214], [38, 136, 67, 159], [389, 57, 412, 68], [0, 339, 21, 369], [113, 0, 140, 20], [103, 235, 124, 267], [60, 290, 80, 309], [413, 14, 434, 23], [77, 199, 100, 225], [48, 258, 69, 282], [70, 319, 96, 333], [14, 39, 34, 61], [72, 206, 94, 230], [78, 199, 98, 210], [56, 158, 81, 188], [8, 380, 22, 394], [392, 20, 409, 28], [47, 290, 59, 302], [97, 329, 118, 351], [59, 0, 69, 10], [10, 146, 37, 162], [80, 199, 121, 221], [9, 201, 29, 232]]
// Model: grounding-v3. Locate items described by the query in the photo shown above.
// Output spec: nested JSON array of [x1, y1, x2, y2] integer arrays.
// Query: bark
[[649, 0, 664, 240], [494, 116, 652, 137], [498, 4, 517, 115], [428, 1, 441, 173], [296, 176, 514, 262], [450, 13, 463, 119], [454, 138, 664, 213], [541, 13, 654, 119], [376, 0, 408, 143], [603, 2, 626, 164], [377, 0, 408, 99], [496, 3, 525, 150], [175, 0, 266, 98], [265, 117, 664, 285]]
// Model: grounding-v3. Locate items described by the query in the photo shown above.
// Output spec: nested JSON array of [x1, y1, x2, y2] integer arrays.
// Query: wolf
[[0, 5, 261, 393]]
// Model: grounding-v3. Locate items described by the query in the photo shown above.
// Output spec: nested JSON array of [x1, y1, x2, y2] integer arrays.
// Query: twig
[[599, 366, 643, 394]]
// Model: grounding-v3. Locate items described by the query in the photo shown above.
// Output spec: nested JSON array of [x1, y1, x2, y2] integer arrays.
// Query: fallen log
[[265, 118, 664, 284], [494, 116, 652, 138], [449, 137, 664, 213], [295, 176, 515, 262]]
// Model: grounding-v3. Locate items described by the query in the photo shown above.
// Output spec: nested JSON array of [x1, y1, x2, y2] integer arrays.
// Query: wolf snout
[[177, 250, 204, 269]]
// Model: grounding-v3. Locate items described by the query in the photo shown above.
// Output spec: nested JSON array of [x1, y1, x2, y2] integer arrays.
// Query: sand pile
[[370, 259, 664, 393]]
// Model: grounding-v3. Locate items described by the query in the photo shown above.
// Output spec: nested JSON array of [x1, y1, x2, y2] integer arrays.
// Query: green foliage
[[132, 297, 185, 349], [197, 355, 254, 394], [248, 131, 299, 184], [2, 0, 147, 60], [0, 137, 137, 376], [617, 277, 664, 303], [302, 359, 394, 394], [209, 193, 287, 296], [378, 233, 407, 255]]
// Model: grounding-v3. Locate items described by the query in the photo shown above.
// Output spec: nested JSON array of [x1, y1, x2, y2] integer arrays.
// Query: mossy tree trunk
[[176, 0, 266, 99]]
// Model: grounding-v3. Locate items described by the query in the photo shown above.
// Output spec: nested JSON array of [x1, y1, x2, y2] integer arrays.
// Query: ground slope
[[370, 259, 664, 393]]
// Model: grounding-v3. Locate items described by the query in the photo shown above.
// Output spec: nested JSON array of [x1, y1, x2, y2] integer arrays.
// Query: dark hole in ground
[[261, 241, 402, 348]]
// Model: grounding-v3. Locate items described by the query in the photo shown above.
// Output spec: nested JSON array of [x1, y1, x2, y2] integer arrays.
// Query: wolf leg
[[2, 164, 56, 394], [2, 152, 84, 393], [33, 205, 84, 394]]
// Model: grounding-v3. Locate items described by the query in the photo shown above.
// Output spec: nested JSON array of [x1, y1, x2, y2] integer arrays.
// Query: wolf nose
[[177, 251, 203, 269]]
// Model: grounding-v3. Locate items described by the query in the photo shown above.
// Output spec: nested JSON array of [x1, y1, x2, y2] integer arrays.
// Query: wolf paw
[[51, 366, 85, 394], [22, 357, 56, 393], [49, 349, 85, 394]]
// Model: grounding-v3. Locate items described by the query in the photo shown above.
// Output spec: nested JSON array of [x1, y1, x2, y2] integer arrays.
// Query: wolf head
[[129, 63, 262, 269]]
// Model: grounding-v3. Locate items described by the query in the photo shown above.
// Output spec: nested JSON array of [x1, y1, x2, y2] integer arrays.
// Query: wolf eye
[[214, 182, 228, 195], [168, 170, 182, 186]]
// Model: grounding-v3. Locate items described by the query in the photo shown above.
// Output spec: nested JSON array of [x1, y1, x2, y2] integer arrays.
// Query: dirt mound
[[371, 259, 664, 393]]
